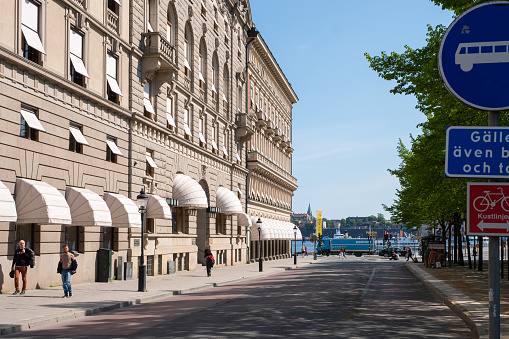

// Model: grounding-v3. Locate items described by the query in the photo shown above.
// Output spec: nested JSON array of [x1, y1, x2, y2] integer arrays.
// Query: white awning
[[166, 113, 176, 128], [21, 25, 46, 54], [216, 187, 242, 214], [107, 75, 123, 96], [237, 188, 243, 196], [106, 140, 122, 156], [143, 98, 155, 114], [184, 59, 190, 70], [236, 153, 241, 163], [146, 154, 158, 168], [211, 140, 218, 151], [184, 124, 192, 136], [223, 146, 228, 156], [65, 187, 112, 227], [103, 192, 141, 228], [69, 126, 89, 145], [70, 54, 90, 78], [15, 179, 71, 225], [146, 194, 172, 219], [199, 72, 205, 83], [199, 132, 206, 144], [237, 212, 251, 227], [249, 216, 300, 240], [222, 93, 228, 103], [0, 180, 17, 222], [114, 0, 121, 5], [21, 109, 45, 132], [172, 173, 208, 209], [211, 84, 217, 93]]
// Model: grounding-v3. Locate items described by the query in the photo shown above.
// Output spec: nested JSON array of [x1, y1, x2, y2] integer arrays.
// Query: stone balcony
[[141, 32, 178, 84], [236, 112, 254, 143], [247, 151, 298, 189]]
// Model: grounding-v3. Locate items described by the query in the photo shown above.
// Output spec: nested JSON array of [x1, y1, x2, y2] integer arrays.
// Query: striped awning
[[65, 187, 112, 227], [216, 187, 242, 214], [15, 179, 71, 225], [0, 180, 17, 222], [172, 174, 208, 209]]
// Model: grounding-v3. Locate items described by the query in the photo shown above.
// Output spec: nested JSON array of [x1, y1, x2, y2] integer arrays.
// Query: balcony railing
[[247, 151, 297, 187], [141, 32, 177, 71]]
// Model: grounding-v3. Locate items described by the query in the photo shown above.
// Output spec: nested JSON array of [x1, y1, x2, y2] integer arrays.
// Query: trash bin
[[167, 261, 176, 274], [96, 248, 112, 282], [124, 262, 133, 280], [117, 256, 124, 281]]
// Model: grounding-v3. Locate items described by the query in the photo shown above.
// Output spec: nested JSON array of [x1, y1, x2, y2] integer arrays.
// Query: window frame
[[106, 135, 119, 163], [69, 26, 88, 86], [69, 121, 85, 154], [20, 105, 43, 141], [166, 95, 175, 131]]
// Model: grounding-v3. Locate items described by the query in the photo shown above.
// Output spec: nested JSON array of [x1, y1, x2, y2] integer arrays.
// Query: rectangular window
[[70, 28, 89, 86], [143, 80, 155, 119], [222, 130, 228, 159], [108, 0, 120, 13], [147, 218, 155, 233], [69, 122, 88, 153], [20, 105, 44, 140], [21, 0, 45, 63], [199, 116, 206, 147], [184, 107, 191, 140], [166, 96, 175, 131], [199, 53, 205, 89], [15, 224, 36, 254], [146, 149, 157, 177], [102, 226, 114, 249], [106, 135, 122, 163], [211, 123, 218, 154], [146, 0, 153, 32], [64, 225, 79, 252], [106, 52, 122, 102]]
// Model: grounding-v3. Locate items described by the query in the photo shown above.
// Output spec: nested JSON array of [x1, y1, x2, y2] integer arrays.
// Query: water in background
[[291, 240, 316, 254]]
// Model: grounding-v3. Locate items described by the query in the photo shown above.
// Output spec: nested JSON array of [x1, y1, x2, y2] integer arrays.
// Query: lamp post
[[136, 188, 148, 292], [293, 225, 297, 265], [257, 218, 263, 272]]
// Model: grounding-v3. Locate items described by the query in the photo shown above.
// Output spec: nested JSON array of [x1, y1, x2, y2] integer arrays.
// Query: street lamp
[[136, 188, 149, 292], [293, 225, 297, 265], [257, 218, 263, 272]]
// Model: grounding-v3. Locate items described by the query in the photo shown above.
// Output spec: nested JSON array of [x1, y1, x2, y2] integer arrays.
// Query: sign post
[[439, 3, 509, 337]]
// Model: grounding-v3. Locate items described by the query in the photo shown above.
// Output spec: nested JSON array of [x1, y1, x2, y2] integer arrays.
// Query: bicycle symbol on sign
[[473, 187, 509, 212]]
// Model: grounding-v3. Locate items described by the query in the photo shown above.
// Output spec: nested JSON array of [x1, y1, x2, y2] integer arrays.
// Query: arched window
[[184, 24, 192, 77], [166, 4, 176, 44], [212, 53, 219, 99], [223, 64, 229, 108], [199, 40, 206, 89]]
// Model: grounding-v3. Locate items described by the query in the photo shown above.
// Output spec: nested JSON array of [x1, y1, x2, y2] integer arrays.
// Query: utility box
[[124, 262, 133, 280], [167, 261, 176, 274], [117, 256, 124, 281], [96, 248, 112, 282]]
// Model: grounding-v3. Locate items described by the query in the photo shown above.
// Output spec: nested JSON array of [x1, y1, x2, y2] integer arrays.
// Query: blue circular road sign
[[439, 1, 509, 111]]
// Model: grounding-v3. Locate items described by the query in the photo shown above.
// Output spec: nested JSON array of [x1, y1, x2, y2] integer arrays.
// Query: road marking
[[360, 267, 376, 300]]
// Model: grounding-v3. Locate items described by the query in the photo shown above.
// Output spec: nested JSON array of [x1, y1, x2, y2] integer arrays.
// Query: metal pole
[[258, 228, 263, 272], [488, 111, 500, 338], [138, 208, 146, 292], [294, 232, 297, 265]]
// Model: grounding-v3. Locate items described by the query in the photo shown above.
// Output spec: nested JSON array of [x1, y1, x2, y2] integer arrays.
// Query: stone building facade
[[0, 0, 298, 292]]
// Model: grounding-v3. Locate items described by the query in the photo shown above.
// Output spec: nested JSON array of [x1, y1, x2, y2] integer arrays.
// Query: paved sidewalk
[[0, 256, 319, 336], [407, 261, 509, 339]]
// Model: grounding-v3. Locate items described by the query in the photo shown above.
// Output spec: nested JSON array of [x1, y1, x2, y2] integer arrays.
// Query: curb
[[406, 263, 487, 339], [0, 262, 317, 336]]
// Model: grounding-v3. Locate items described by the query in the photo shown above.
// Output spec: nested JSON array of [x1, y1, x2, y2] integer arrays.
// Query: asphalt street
[[8, 258, 472, 339]]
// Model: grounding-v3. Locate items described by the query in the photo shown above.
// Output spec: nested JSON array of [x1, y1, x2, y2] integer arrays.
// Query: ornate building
[[0, 0, 298, 292]]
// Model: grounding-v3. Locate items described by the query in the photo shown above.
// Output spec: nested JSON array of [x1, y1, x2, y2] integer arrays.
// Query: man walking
[[11, 240, 34, 295], [59, 245, 76, 298]]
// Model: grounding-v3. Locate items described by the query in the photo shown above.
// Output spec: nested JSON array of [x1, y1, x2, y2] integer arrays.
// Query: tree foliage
[[365, 0, 509, 228]]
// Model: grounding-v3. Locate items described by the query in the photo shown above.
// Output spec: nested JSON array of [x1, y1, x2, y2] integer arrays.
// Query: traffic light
[[384, 231, 388, 241]]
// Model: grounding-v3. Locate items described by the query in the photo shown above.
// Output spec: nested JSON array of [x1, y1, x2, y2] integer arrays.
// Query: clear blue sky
[[249, 0, 454, 220]]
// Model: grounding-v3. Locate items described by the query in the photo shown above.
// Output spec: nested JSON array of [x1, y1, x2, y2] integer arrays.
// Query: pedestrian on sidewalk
[[406, 247, 413, 261], [424, 247, 431, 268], [342, 247, 347, 259], [301, 246, 305, 258], [11, 240, 35, 295], [204, 249, 215, 277], [429, 249, 438, 268], [58, 245, 76, 298]]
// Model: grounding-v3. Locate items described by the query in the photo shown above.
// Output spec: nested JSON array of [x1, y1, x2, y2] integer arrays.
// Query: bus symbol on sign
[[456, 41, 509, 72], [439, 2, 509, 111], [467, 182, 509, 236]]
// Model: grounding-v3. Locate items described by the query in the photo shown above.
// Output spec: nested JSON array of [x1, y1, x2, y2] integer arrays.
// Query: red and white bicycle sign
[[472, 187, 509, 212]]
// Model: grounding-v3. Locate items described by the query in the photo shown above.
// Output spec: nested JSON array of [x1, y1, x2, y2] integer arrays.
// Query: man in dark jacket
[[11, 240, 35, 295]]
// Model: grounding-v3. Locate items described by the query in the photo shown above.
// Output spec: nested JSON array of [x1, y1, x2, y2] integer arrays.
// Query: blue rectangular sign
[[446, 126, 509, 178]]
